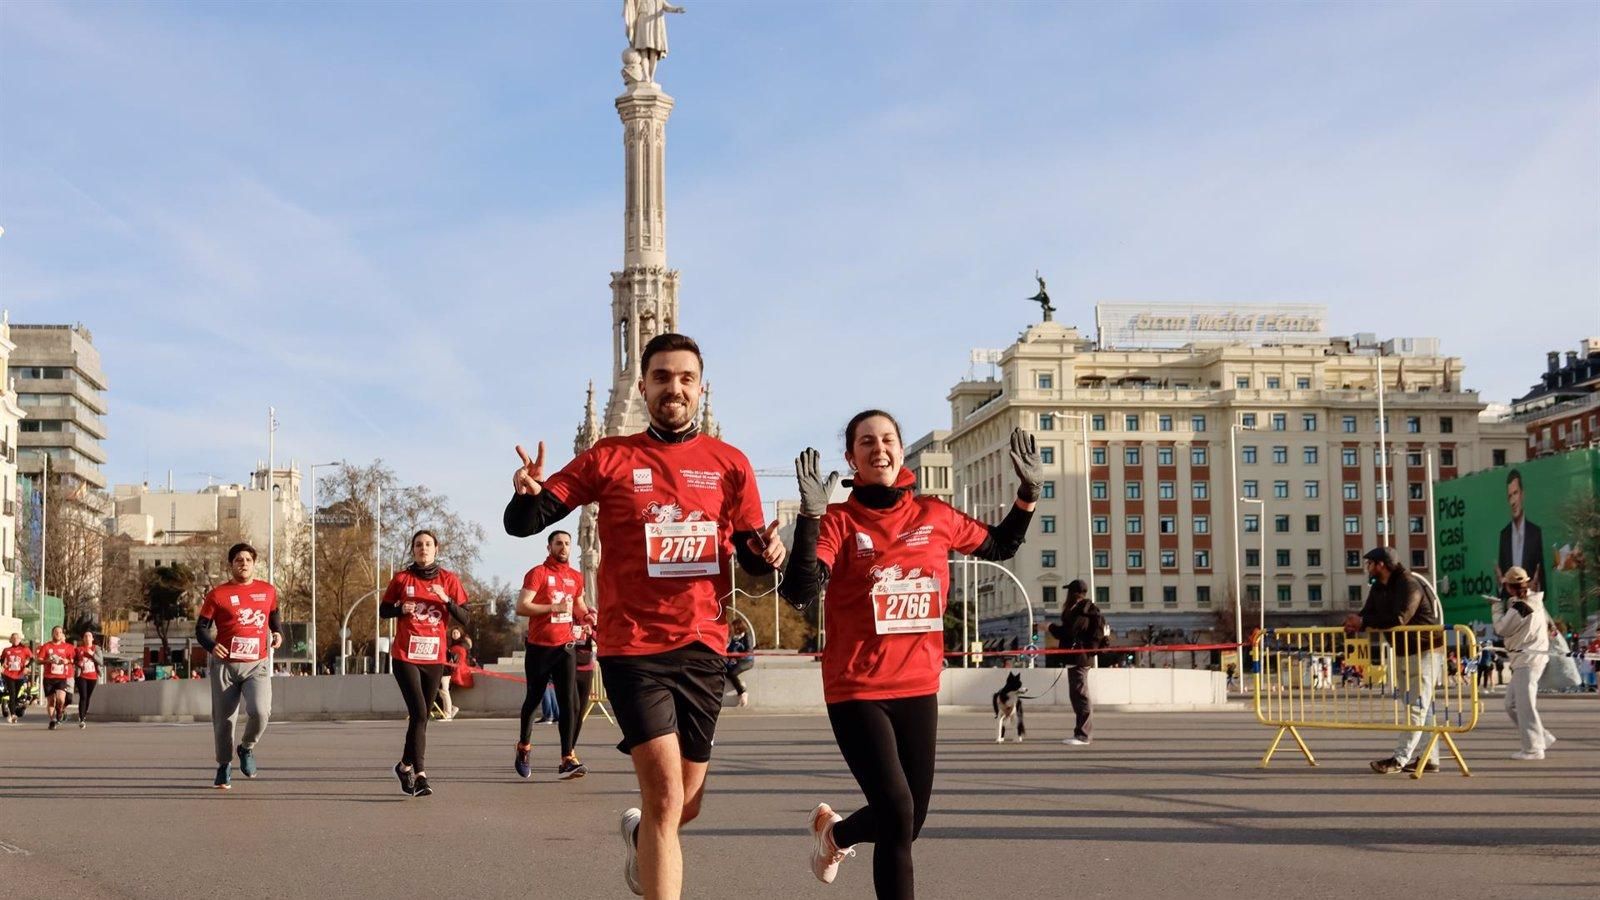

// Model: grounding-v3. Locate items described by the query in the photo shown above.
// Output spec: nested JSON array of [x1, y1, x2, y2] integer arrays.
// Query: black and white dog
[[992, 672, 1026, 743]]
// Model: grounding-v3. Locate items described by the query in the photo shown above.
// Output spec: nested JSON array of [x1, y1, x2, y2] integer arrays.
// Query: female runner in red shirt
[[781, 410, 1039, 900], [380, 529, 470, 797]]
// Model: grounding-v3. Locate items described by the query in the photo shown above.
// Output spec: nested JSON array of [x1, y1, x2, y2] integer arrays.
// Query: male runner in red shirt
[[505, 333, 785, 899], [2, 633, 33, 724], [514, 529, 593, 780], [197, 542, 282, 789], [37, 627, 76, 730]]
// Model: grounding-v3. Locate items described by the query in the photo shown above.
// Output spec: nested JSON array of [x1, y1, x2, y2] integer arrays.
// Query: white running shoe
[[1063, 737, 1090, 746], [809, 802, 853, 884], [620, 807, 643, 896], [1543, 732, 1557, 748], [1511, 749, 1545, 761]]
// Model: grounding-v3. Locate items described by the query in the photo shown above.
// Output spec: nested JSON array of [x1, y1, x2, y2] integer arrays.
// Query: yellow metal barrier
[[584, 661, 615, 725], [1253, 625, 1479, 779]]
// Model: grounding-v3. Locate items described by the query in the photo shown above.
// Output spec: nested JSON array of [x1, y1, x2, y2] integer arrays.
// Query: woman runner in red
[[381, 529, 469, 797], [74, 631, 104, 728], [781, 411, 1039, 900]]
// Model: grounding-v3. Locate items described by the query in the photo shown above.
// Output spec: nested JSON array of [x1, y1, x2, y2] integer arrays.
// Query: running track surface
[[1, 703, 1596, 899]]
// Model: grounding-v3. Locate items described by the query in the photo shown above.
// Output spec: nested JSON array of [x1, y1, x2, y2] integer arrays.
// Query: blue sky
[[3, 0, 1597, 582]]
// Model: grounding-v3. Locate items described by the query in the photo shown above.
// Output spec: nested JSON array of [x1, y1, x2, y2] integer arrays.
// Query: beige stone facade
[[0, 313, 24, 635], [946, 317, 1528, 642]]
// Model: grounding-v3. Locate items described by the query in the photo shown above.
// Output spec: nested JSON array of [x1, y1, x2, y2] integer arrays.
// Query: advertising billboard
[[1095, 303, 1328, 348], [1435, 449, 1599, 627]]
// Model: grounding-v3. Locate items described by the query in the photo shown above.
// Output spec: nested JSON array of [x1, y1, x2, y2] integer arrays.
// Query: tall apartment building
[[946, 305, 1526, 643], [0, 312, 25, 636], [9, 323, 109, 493], [1510, 338, 1600, 458], [904, 430, 954, 503]]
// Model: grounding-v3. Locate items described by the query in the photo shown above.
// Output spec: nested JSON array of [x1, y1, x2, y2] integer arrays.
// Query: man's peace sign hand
[[513, 443, 546, 496]]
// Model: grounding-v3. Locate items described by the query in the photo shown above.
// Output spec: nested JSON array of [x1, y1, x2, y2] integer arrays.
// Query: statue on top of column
[[622, 0, 685, 85]]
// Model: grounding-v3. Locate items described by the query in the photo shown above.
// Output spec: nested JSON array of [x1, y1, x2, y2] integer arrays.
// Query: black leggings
[[827, 694, 938, 900], [392, 660, 445, 771], [76, 679, 96, 720], [3, 677, 25, 716], [519, 644, 578, 755], [573, 668, 594, 747]]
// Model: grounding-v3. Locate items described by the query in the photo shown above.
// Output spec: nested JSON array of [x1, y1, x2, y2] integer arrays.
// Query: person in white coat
[[1491, 567, 1557, 760]]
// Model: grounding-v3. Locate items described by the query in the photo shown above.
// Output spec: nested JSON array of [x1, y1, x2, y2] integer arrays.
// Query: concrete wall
[[91, 665, 1227, 722]]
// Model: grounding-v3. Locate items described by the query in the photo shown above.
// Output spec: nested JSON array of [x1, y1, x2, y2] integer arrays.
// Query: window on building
[[1162, 585, 1178, 605], [1492, 449, 1506, 466], [1042, 586, 1057, 607], [1043, 481, 1056, 499], [1243, 480, 1259, 499], [1242, 446, 1258, 464], [1244, 514, 1260, 533], [1192, 481, 1209, 499], [1273, 480, 1289, 499], [1197, 585, 1213, 606], [1276, 549, 1291, 567], [1158, 481, 1175, 500], [1236, 377, 1250, 390], [1440, 416, 1453, 434], [1401, 450, 1419, 467], [1297, 377, 1312, 390], [1127, 516, 1143, 534], [1409, 515, 1425, 534], [1406, 416, 1421, 433], [1092, 516, 1108, 534], [1346, 550, 1362, 569], [1191, 447, 1209, 466], [1377, 517, 1391, 535], [1126, 481, 1142, 500], [1274, 515, 1290, 533], [1091, 414, 1106, 431], [1191, 414, 1207, 432], [1130, 585, 1145, 605], [1440, 449, 1455, 466], [1193, 515, 1210, 534], [1304, 480, 1320, 499], [1125, 447, 1141, 465], [1247, 584, 1261, 605], [1277, 585, 1293, 607], [1241, 413, 1257, 427], [1272, 446, 1288, 464], [1307, 549, 1322, 567], [1194, 549, 1213, 569], [1302, 414, 1318, 431], [1040, 447, 1055, 465], [1303, 446, 1319, 464], [1308, 585, 1323, 606], [1375, 415, 1390, 433], [1341, 448, 1359, 467], [1041, 516, 1056, 534], [1159, 516, 1175, 534], [1160, 550, 1177, 569], [1158, 414, 1173, 432], [1408, 482, 1423, 500], [1305, 514, 1321, 532], [1125, 414, 1140, 431], [1096, 585, 1110, 605], [1344, 516, 1361, 534], [1266, 377, 1281, 389], [1271, 413, 1287, 431], [1041, 550, 1056, 568], [1093, 549, 1110, 568], [1245, 549, 1261, 567], [1091, 448, 1107, 466], [1348, 585, 1363, 607], [1091, 481, 1107, 500], [1343, 482, 1359, 500], [1342, 415, 1357, 433], [1157, 447, 1174, 466], [1036, 373, 1054, 390], [1128, 551, 1144, 569], [1039, 414, 1055, 431], [1411, 549, 1426, 568]]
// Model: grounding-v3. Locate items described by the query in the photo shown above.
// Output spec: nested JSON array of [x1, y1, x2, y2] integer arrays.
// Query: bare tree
[[16, 475, 107, 627]]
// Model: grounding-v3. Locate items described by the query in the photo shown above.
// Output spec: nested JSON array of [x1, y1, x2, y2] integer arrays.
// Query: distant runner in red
[[381, 528, 470, 798], [74, 631, 104, 729], [197, 543, 282, 789], [3, 633, 33, 724], [781, 411, 1039, 900], [513, 529, 593, 781], [504, 332, 785, 899], [38, 627, 77, 731]]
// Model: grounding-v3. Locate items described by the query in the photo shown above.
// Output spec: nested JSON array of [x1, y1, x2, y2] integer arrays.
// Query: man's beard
[[650, 394, 696, 431]]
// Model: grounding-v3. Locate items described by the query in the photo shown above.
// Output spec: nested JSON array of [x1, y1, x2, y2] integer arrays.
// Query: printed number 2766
[[887, 593, 933, 619]]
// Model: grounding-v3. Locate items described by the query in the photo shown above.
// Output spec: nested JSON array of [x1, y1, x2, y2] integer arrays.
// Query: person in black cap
[[1048, 579, 1108, 745], [1344, 546, 1443, 774]]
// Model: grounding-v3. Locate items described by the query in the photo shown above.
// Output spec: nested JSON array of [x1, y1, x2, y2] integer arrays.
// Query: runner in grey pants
[[210, 660, 273, 765]]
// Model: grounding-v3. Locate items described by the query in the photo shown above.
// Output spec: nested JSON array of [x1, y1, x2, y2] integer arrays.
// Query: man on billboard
[[1495, 470, 1544, 594]]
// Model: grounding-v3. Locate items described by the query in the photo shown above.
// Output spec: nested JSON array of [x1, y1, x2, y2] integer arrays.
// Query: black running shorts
[[599, 643, 727, 763], [44, 678, 69, 696]]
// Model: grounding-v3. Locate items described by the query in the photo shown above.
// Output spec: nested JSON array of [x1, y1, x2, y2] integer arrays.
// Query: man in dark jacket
[[1343, 547, 1444, 775], [1048, 580, 1108, 745]]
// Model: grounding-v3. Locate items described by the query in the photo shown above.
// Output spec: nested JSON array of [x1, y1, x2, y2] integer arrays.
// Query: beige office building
[[945, 305, 1526, 643], [112, 466, 306, 582]]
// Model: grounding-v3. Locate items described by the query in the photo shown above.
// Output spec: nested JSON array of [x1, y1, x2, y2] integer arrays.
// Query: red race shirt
[[76, 647, 102, 680], [39, 642, 77, 680], [1, 645, 32, 678], [542, 431, 766, 658], [200, 580, 280, 662], [815, 492, 988, 704], [383, 569, 468, 664], [522, 559, 589, 647]]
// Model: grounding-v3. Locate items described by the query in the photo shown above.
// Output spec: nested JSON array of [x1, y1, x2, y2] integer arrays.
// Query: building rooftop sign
[[1096, 303, 1328, 348]]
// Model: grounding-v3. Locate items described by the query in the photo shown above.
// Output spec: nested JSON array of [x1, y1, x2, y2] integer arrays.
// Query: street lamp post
[[1230, 424, 1258, 652], [1241, 497, 1267, 635], [950, 559, 1036, 667], [339, 589, 380, 674], [308, 461, 341, 675], [35, 451, 50, 663]]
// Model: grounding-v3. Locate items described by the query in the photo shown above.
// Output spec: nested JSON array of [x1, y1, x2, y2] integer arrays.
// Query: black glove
[[795, 448, 841, 518], [1009, 427, 1042, 502]]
